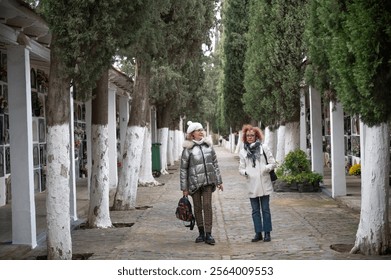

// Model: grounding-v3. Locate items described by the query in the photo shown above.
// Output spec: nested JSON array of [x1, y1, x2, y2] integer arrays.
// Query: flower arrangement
[[349, 163, 361, 176]]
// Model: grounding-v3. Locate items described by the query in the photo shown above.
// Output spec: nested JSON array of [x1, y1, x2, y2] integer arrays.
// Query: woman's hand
[[217, 184, 224, 191]]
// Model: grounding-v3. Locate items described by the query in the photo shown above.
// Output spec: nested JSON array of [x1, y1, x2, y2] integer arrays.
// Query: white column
[[69, 90, 77, 221], [359, 121, 365, 165], [300, 88, 307, 152], [330, 101, 347, 197], [85, 100, 92, 193], [7, 45, 37, 247], [309, 86, 323, 176], [108, 87, 117, 188]]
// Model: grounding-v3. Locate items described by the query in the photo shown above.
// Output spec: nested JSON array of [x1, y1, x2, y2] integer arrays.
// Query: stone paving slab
[[1, 146, 391, 260]]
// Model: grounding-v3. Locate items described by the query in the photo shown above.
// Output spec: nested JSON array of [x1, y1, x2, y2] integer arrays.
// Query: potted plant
[[276, 149, 323, 192]]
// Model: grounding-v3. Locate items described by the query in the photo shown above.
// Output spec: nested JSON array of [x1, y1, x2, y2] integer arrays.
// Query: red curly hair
[[241, 124, 263, 143]]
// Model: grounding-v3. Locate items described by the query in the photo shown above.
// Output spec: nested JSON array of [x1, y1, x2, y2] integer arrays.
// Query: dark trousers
[[191, 185, 213, 232]]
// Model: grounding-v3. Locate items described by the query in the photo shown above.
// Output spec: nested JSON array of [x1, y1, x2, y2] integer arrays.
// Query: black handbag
[[262, 149, 278, 182]]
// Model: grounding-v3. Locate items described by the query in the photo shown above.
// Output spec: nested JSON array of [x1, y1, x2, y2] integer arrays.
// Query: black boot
[[195, 227, 205, 243], [205, 232, 215, 245], [251, 232, 263, 242], [264, 232, 271, 242]]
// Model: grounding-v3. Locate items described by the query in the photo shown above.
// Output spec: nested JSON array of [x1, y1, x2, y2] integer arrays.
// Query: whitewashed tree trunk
[[351, 123, 390, 255], [264, 126, 277, 159], [284, 121, 300, 155], [139, 127, 160, 187], [178, 130, 185, 158], [235, 131, 242, 153], [158, 127, 169, 175], [173, 129, 180, 161], [113, 126, 145, 209], [88, 125, 112, 228], [276, 125, 286, 165], [46, 124, 72, 259], [167, 130, 174, 166]]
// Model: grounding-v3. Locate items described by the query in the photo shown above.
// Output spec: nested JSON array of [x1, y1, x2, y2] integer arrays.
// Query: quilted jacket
[[180, 138, 222, 195]]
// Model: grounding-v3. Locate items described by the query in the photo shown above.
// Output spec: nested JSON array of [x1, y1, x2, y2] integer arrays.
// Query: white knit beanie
[[186, 121, 203, 134]]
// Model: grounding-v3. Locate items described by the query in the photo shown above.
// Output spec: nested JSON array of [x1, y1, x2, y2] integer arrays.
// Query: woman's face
[[246, 130, 256, 144], [192, 128, 204, 141]]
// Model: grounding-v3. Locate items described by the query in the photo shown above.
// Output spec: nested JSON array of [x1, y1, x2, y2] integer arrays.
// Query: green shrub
[[277, 149, 323, 184]]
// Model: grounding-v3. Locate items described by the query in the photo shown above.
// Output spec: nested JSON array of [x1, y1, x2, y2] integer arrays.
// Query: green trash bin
[[151, 143, 161, 177]]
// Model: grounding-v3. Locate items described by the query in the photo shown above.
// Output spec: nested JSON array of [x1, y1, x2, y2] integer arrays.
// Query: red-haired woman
[[239, 125, 276, 242]]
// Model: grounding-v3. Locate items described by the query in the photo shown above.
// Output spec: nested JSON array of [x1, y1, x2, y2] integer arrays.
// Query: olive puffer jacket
[[180, 138, 222, 195]]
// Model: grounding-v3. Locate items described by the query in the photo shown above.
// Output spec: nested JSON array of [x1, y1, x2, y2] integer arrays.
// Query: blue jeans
[[250, 195, 272, 233]]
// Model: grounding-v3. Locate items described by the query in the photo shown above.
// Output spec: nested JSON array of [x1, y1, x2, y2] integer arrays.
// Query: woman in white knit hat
[[180, 121, 224, 245]]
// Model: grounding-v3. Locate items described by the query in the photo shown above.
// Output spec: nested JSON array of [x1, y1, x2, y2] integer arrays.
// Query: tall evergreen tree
[[244, 0, 307, 127], [305, 0, 391, 255], [243, 0, 275, 124], [221, 0, 251, 131], [39, 0, 138, 259], [149, 0, 215, 173], [112, 0, 173, 210]]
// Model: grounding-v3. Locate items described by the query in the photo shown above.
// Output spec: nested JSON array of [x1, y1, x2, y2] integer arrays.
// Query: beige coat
[[239, 144, 276, 198]]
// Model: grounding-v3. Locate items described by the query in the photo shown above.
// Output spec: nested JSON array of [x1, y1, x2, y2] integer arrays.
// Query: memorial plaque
[[33, 144, 39, 167]]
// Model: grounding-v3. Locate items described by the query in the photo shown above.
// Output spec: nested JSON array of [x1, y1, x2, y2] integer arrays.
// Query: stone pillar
[[330, 101, 347, 197], [309, 87, 323, 176], [69, 89, 77, 221], [7, 45, 37, 247], [85, 100, 92, 193], [300, 88, 307, 152], [108, 87, 117, 188]]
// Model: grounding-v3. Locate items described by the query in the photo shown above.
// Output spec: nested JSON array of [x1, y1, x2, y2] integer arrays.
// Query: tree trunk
[[139, 126, 161, 187], [45, 34, 72, 260], [264, 126, 278, 158], [276, 125, 286, 164], [138, 94, 160, 186], [88, 69, 112, 228], [113, 58, 150, 210], [156, 104, 171, 175], [158, 127, 169, 175], [351, 123, 390, 255], [284, 121, 300, 155], [167, 129, 175, 166]]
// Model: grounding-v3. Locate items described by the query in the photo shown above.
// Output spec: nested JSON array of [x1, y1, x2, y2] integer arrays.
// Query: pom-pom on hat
[[186, 121, 203, 134]]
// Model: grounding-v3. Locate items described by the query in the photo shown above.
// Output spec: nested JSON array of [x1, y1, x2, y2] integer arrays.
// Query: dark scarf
[[244, 140, 261, 167]]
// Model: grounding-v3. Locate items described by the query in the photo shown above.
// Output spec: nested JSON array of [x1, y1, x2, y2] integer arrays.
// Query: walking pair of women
[[180, 122, 276, 245]]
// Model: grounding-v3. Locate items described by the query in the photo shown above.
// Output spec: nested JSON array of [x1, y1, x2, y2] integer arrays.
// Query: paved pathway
[[1, 146, 390, 260]]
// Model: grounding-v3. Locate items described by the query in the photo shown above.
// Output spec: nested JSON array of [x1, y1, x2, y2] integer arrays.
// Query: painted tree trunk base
[[351, 123, 390, 255], [46, 124, 72, 259], [88, 124, 112, 229], [113, 126, 145, 210]]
